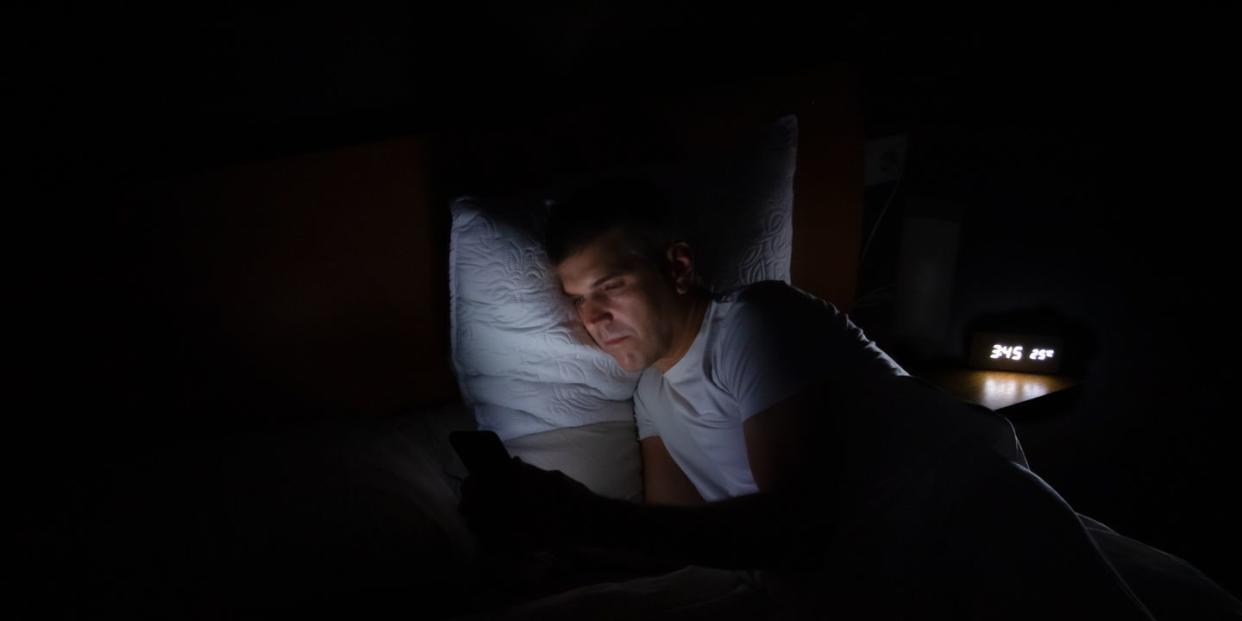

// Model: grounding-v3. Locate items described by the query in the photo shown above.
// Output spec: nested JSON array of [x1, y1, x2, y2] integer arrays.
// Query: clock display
[[1029, 348, 1055, 361], [970, 332, 1064, 373], [989, 344, 1057, 362]]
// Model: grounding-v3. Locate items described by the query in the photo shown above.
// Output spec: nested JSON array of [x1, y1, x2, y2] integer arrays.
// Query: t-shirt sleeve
[[715, 283, 909, 422], [633, 386, 659, 441]]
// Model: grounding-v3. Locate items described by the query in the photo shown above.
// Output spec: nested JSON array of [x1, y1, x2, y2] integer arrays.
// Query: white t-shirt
[[634, 281, 909, 501]]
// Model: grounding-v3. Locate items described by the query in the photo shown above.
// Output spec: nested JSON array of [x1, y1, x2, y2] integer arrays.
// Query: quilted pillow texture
[[448, 115, 799, 447]]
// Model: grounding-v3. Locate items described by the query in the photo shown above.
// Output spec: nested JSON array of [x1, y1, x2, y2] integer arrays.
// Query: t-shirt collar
[[662, 298, 714, 382]]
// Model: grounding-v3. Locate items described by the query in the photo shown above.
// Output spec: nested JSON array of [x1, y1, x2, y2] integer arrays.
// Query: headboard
[[126, 64, 864, 419]]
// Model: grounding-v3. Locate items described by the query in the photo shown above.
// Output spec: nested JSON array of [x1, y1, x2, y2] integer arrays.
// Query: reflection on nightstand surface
[[917, 367, 1081, 413]]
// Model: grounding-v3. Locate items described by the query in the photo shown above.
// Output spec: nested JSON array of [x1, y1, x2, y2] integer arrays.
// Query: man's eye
[[603, 280, 623, 292], [572, 297, 584, 308]]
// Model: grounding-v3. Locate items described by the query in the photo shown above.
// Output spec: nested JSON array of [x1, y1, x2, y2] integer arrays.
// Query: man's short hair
[[543, 177, 678, 268]]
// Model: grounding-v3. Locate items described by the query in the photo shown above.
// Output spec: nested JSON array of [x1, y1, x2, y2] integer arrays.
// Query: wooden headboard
[[126, 65, 863, 420]]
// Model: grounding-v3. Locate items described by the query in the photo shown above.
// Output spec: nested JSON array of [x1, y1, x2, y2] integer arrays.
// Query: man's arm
[[572, 381, 837, 571], [640, 436, 705, 506], [463, 380, 841, 571], [743, 375, 836, 495]]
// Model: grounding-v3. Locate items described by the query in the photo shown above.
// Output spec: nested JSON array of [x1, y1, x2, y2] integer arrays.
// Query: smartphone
[[449, 430, 512, 477]]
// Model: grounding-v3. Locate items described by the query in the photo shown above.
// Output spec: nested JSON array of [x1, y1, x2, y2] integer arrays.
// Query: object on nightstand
[[968, 331, 1065, 374]]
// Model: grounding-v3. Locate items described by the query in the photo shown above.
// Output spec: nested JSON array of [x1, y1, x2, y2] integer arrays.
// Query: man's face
[[555, 229, 676, 373]]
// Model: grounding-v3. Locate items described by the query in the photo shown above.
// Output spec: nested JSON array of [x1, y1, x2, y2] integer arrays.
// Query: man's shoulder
[[712, 280, 900, 368], [714, 280, 842, 322], [635, 367, 661, 398], [705, 280, 844, 363]]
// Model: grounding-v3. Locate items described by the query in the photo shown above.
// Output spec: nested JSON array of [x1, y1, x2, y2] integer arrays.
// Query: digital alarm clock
[[968, 332, 1064, 374]]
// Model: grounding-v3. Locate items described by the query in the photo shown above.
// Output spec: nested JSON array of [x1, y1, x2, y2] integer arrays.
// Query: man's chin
[[611, 354, 646, 373]]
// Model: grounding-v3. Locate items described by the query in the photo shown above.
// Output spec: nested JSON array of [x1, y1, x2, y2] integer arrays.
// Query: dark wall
[[20, 3, 868, 438]]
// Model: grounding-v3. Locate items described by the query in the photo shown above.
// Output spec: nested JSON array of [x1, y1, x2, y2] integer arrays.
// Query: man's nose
[[580, 298, 610, 325]]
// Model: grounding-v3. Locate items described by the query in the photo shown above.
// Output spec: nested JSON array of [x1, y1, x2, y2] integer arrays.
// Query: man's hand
[[458, 457, 600, 551]]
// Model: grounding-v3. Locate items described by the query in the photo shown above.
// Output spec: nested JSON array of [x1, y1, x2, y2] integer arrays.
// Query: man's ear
[[665, 241, 697, 295]]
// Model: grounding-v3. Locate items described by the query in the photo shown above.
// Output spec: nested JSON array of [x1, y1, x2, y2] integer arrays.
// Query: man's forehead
[[556, 236, 644, 293], [558, 255, 627, 292]]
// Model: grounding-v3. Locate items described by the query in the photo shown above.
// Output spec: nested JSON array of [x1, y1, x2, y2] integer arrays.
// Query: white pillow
[[668, 114, 799, 292], [449, 197, 640, 442], [447, 114, 799, 464]]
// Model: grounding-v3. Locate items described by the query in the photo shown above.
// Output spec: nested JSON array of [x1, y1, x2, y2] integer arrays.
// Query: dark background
[[15, 3, 1238, 614]]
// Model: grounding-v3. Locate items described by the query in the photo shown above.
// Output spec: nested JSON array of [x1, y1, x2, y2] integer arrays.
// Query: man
[[547, 179, 912, 509], [459, 179, 1157, 619]]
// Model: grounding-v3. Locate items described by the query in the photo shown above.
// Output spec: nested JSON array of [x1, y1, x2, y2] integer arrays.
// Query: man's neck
[[653, 288, 711, 374]]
